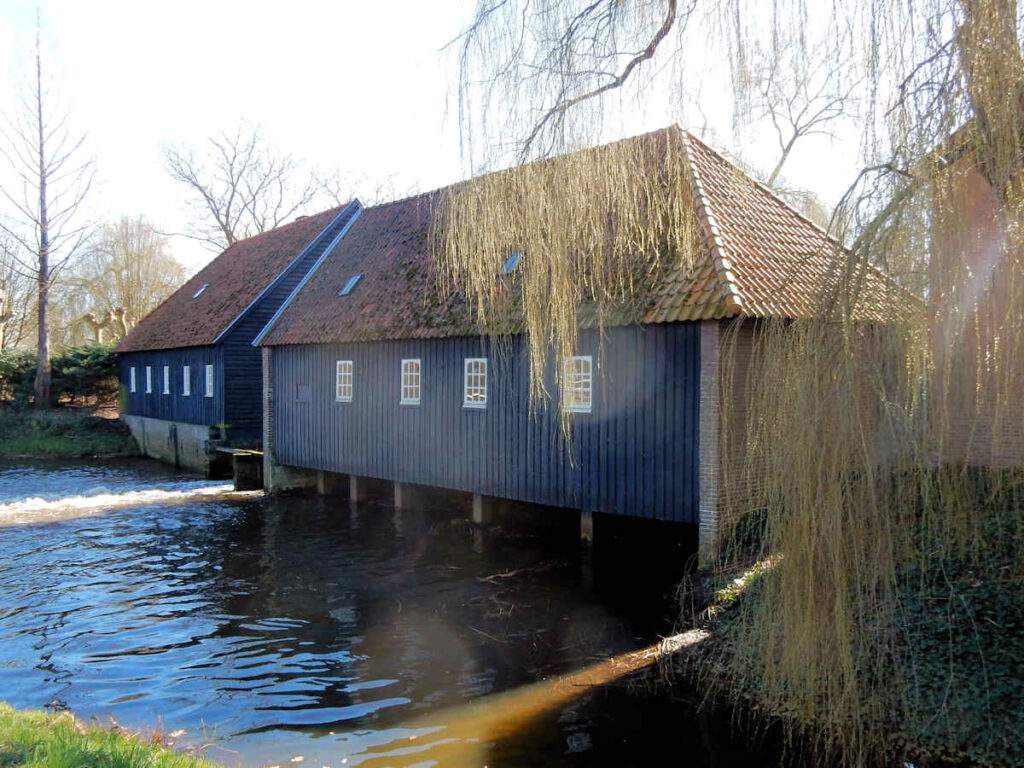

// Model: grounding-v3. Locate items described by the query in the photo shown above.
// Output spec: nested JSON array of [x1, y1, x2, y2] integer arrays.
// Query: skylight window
[[338, 274, 363, 296], [502, 250, 523, 275], [192, 283, 209, 299]]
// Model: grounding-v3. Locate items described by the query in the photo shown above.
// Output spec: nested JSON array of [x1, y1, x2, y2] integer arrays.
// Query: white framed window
[[162, 365, 170, 395], [463, 358, 487, 408], [400, 358, 421, 405], [563, 355, 593, 413], [145, 366, 152, 394], [335, 360, 353, 402], [182, 365, 191, 396], [129, 366, 136, 393], [204, 364, 214, 398]]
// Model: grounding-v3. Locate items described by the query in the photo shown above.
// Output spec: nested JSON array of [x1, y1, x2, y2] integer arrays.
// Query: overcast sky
[[0, 1, 863, 274]]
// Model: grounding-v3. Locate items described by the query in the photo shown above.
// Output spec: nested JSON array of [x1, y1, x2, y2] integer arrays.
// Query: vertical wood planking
[[119, 347, 223, 427], [270, 323, 700, 523]]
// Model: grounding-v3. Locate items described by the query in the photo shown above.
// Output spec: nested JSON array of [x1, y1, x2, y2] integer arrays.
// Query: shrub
[[0, 344, 118, 406]]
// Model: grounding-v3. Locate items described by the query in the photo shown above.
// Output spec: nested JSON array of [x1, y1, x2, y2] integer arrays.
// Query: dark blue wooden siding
[[118, 204, 359, 442], [218, 203, 361, 440], [270, 323, 700, 523], [119, 347, 224, 427]]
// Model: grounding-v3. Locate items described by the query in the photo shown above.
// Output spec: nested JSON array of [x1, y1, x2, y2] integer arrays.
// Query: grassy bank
[[0, 406, 138, 459], [0, 703, 216, 768]]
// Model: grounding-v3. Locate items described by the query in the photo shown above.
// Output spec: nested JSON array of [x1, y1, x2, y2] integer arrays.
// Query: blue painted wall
[[118, 203, 360, 442], [119, 346, 223, 428], [270, 323, 701, 523], [218, 202, 361, 440]]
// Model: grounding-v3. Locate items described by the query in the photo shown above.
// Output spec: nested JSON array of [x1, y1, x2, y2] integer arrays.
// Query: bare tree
[[0, 26, 94, 406], [65, 216, 185, 338], [0, 230, 22, 350], [165, 124, 328, 251], [742, 36, 862, 186]]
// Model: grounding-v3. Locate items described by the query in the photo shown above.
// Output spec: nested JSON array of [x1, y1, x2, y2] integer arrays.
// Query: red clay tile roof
[[255, 191, 470, 346], [260, 127, 903, 347], [115, 206, 346, 353], [645, 132, 902, 323]]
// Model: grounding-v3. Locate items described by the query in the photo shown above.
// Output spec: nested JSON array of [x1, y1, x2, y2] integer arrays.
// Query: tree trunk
[[958, 0, 1024, 200], [32, 44, 51, 409]]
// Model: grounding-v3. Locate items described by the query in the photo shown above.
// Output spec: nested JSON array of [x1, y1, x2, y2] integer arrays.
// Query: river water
[[0, 459, 784, 766]]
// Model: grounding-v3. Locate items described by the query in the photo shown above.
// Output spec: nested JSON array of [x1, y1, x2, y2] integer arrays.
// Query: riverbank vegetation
[[0, 344, 135, 458], [0, 703, 215, 768], [0, 407, 137, 459], [0, 345, 118, 406]]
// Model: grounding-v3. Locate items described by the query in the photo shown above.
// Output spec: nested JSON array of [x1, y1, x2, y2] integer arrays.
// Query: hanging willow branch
[[434, 128, 698, 408], [450, 1, 1024, 766]]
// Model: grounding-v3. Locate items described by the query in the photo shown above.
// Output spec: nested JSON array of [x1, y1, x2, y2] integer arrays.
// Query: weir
[[0, 482, 257, 526]]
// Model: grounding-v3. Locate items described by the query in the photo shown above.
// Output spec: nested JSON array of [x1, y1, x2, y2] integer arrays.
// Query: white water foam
[[0, 482, 255, 525]]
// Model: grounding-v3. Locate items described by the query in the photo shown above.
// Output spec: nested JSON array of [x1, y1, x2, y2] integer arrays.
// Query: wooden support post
[[317, 470, 347, 496], [350, 475, 367, 503], [580, 510, 594, 545], [394, 482, 422, 510], [472, 494, 498, 525]]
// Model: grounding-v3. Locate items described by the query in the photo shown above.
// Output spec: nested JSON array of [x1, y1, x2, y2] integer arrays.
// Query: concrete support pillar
[[580, 510, 594, 545], [472, 494, 499, 525], [233, 454, 262, 491], [394, 481, 426, 510], [350, 475, 368, 503], [698, 320, 722, 565], [317, 470, 347, 496]]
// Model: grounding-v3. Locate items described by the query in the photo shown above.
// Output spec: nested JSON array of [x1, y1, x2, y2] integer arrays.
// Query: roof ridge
[[363, 126, 684, 213], [680, 131, 743, 315]]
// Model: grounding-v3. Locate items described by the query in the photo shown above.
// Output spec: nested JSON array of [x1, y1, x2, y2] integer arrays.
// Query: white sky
[[0, 0, 864, 274]]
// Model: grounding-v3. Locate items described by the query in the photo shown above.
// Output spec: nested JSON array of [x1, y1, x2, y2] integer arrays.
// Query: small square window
[[129, 366, 136, 393], [162, 365, 170, 395], [563, 355, 593, 413], [183, 365, 191, 396], [463, 358, 487, 408], [204, 364, 214, 398], [335, 360, 353, 402], [401, 358, 421, 405], [145, 366, 152, 394]]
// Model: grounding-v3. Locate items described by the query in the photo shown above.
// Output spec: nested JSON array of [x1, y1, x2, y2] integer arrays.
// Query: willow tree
[[444, 1, 1024, 765]]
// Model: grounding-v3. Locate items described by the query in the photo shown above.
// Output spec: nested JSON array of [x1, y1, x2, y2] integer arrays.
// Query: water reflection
[[0, 459, 785, 767]]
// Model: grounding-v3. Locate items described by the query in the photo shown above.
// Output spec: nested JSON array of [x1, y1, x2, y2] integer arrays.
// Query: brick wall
[[930, 154, 1024, 468], [697, 320, 721, 563]]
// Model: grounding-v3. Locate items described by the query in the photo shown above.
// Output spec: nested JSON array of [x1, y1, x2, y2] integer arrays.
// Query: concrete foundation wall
[[122, 414, 215, 474]]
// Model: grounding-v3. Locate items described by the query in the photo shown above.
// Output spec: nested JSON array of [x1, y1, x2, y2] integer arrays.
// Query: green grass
[[0, 703, 217, 768], [0, 407, 138, 459]]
